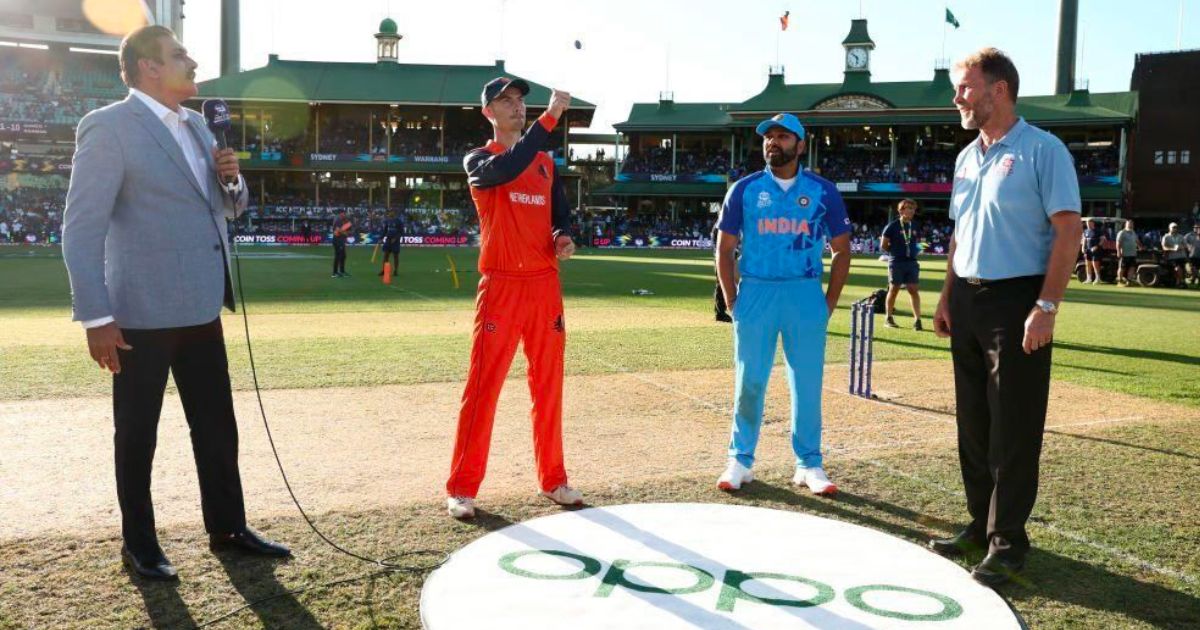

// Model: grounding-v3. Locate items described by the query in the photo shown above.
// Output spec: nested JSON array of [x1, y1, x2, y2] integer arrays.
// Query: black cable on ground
[[190, 218, 448, 628]]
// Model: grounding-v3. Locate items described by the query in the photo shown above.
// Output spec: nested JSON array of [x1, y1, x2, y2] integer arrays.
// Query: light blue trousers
[[728, 277, 828, 469]]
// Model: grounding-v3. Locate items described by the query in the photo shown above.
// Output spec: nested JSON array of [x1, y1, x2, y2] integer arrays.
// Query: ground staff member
[[880, 198, 923, 330], [378, 210, 401, 277], [932, 48, 1081, 587], [1162, 222, 1188, 287], [331, 212, 351, 277], [1081, 218, 1107, 284], [1116, 219, 1141, 285], [1184, 223, 1200, 287], [62, 25, 289, 581], [445, 78, 580, 519], [714, 113, 852, 496]]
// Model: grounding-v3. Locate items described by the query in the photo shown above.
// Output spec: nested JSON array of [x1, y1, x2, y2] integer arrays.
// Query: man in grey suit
[[62, 25, 289, 581]]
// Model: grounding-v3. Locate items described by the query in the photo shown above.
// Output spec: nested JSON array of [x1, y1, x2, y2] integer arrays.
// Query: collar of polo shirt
[[973, 117, 1028, 153]]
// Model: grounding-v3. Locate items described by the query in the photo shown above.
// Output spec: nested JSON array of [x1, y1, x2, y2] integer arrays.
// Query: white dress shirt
[[82, 90, 243, 330]]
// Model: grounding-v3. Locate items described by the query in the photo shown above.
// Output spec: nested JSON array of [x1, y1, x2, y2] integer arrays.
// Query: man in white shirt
[[1161, 222, 1187, 288]]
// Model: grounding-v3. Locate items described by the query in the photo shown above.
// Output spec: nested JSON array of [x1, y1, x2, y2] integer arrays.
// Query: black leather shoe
[[929, 529, 986, 557], [209, 527, 291, 557], [972, 553, 1025, 587], [122, 545, 178, 581]]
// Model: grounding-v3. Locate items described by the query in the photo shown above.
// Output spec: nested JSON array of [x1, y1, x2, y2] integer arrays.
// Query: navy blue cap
[[755, 113, 806, 140], [481, 77, 530, 107]]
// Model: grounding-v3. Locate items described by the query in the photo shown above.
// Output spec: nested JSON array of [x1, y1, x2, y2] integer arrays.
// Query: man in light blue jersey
[[930, 48, 1081, 587], [714, 113, 852, 496]]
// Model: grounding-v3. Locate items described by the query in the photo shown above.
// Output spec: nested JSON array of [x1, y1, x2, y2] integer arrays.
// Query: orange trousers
[[446, 269, 568, 498]]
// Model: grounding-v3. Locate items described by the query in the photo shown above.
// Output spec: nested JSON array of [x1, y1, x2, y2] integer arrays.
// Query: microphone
[[202, 99, 239, 193]]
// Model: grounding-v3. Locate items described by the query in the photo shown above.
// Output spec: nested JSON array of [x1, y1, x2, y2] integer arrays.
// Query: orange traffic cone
[[383, 261, 393, 285]]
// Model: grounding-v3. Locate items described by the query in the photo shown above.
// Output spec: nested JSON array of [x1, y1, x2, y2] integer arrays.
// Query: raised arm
[[464, 112, 558, 189]]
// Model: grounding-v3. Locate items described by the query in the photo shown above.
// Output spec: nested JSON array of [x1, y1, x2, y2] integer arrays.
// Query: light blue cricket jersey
[[950, 118, 1082, 279], [718, 168, 851, 280]]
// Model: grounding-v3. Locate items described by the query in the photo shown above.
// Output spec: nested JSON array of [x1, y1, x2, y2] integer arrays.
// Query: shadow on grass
[[130, 575, 197, 629], [213, 551, 323, 630], [1059, 290, 1200, 314], [736, 479, 958, 544], [1054, 341, 1200, 368], [740, 480, 1200, 626], [1051, 362, 1130, 376], [464, 508, 517, 533], [1043, 429, 1200, 461], [1004, 548, 1200, 628]]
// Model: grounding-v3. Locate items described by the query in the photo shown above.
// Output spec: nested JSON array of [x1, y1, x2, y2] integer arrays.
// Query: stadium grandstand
[[0, 8, 1191, 251], [0, 0, 177, 245], [600, 18, 1134, 248], [191, 17, 597, 246]]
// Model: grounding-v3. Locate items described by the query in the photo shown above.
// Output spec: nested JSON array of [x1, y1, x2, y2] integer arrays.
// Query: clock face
[[847, 47, 868, 69]]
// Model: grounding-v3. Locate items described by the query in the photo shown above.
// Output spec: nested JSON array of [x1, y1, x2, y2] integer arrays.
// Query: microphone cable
[[191, 210, 448, 628]]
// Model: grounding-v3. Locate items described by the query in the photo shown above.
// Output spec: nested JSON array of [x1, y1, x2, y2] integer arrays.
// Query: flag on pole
[[780, 11, 790, 31], [945, 8, 960, 29]]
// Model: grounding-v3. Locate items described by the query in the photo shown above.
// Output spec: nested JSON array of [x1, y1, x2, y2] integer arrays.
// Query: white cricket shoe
[[446, 496, 476, 519], [717, 460, 754, 491], [540, 484, 584, 506], [794, 466, 838, 496]]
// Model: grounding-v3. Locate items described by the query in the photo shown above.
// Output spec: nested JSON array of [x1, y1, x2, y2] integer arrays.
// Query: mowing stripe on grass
[[855, 458, 1200, 589], [593, 358, 1200, 593]]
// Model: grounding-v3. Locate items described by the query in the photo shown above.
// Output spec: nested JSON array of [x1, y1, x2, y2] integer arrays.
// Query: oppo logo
[[497, 549, 964, 622]]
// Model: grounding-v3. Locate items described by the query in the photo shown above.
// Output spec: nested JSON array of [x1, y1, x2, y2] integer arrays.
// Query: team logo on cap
[[773, 114, 785, 121]]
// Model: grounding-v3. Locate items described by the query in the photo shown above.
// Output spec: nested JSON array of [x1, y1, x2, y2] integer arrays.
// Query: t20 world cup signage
[[591, 234, 714, 249]]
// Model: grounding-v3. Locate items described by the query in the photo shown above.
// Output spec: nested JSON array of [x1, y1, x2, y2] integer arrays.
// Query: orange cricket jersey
[[466, 113, 567, 274]]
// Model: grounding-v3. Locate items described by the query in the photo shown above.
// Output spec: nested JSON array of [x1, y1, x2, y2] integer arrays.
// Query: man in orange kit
[[445, 77, 580, 519]]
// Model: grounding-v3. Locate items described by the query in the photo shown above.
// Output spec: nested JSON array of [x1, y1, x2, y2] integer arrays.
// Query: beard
[[958, 95, 994, 130], [765, 146, 798, 167]]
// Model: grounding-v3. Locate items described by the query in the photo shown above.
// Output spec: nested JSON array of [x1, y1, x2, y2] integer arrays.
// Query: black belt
[[957, 274, 1043, 287]]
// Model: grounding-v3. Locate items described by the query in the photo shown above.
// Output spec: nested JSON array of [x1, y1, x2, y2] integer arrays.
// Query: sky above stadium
[[181, 0, 1197, 133]]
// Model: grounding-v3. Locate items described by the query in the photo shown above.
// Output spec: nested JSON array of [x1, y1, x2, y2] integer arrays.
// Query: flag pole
[[1179, 0, 1185, 50], [776, 29, 781, 69], [941, 5, 948, 62]]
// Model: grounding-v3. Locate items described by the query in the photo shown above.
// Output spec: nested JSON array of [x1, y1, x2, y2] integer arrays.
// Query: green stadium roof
[[197, 56, 596, 112], [841, 19, 875, 46], [614, 101, 733, 133], [614, 17, 1136, 133], [735, 70, 956, 113], [615, 70, 1137, 132]]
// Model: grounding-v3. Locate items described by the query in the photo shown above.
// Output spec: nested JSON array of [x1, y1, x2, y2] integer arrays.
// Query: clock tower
[[842, 19, 875, 77]]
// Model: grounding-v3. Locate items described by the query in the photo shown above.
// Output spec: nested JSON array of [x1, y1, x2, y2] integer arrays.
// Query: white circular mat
[[421, 503, 1023, 629]]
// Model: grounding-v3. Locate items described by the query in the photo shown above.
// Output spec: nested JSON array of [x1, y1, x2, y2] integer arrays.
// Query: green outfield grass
[[1, 244, 1197, 406], [1, 244, 1198, 629]]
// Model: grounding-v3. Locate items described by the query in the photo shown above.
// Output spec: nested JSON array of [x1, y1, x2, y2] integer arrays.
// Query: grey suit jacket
[[62, 95, 249, 329]]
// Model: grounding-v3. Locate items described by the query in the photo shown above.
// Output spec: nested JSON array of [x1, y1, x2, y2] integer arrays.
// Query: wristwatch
[[1035, 299, 1059, 314]]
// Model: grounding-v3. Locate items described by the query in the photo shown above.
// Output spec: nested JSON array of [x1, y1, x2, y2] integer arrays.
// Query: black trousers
[[382, 246, 399, 270], [114, 318, 246, 556], [949, 275, 1051, 559], [333, 240, 347, 274]]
